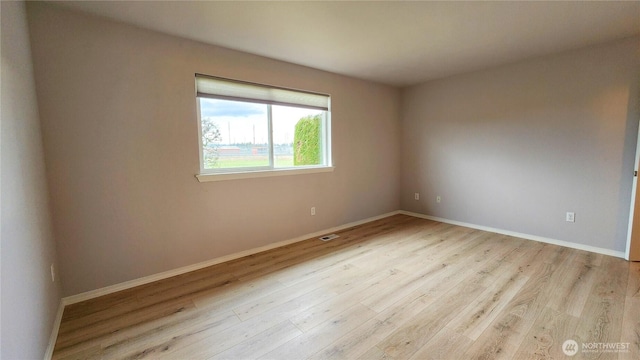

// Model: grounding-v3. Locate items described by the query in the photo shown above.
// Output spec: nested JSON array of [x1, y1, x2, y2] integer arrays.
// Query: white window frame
[[195, 74, 333, 182]]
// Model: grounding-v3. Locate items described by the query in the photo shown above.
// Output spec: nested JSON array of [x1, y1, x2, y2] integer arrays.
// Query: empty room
[[3, 1, 640, 359]]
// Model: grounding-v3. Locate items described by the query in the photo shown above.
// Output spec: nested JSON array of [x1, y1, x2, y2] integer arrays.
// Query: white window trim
[[196, 166, 334, 182], [195, 74, 332, 181]]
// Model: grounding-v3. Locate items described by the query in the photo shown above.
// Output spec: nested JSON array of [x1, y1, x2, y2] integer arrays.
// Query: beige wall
[[27, 3, 401, 296], [24, 1, 639, 299], [401, 37, 640, 253], [1, 1, 62, 358]]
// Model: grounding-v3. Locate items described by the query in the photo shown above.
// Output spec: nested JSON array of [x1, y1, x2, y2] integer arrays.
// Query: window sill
[[196, 166, 334, 182]]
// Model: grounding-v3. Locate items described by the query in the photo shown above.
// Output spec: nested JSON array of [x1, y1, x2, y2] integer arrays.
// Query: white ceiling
[[53, 1, 640, 87]]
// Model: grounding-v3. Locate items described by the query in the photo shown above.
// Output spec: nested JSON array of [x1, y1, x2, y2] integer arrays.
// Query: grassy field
[[210, 156, 295, 169]]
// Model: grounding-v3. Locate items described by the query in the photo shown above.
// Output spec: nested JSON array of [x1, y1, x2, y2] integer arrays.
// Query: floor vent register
[[319, 234, 340, 241]]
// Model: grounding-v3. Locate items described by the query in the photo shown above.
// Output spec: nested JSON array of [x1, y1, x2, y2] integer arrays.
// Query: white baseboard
[[61, 208, 624, 306], [46, 208, 623, 359], [44, 299, 65, 360], [399, 210, 626, 259], [63, 210, 402, 305]]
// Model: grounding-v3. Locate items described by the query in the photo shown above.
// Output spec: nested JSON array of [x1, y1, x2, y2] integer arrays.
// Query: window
[[195, 74, 332, 181]]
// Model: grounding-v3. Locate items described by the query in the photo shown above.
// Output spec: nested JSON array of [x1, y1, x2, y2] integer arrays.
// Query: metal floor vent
[[319, 234, 340, 241]]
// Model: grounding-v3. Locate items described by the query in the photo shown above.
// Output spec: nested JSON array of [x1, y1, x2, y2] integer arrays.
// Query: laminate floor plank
[[348, 228, 462, 274], [96, 308, 240, 360], [271, 227, 415, 287], [573, 257, 628, 360], [55, 299, 197, 353], [191, 275, 287, 311], [289, 268, 406, 333], [51, 214, 639, 360], [375, 273, 490, 358], [233, 285, 339, 322], [308, 286, 441, 360], [361, 230, 510, 313], [621, 262, 640, 359], [259, 304, 377, 360], [408, 326, 473, 360], [446, 269, 530, 341], [61, 262, 234, 322], [357, 344, 395, 360], [59, 271, 237, 335], [347, 225, 464, 273], [141, 305, 287, 360], [54, 345, 102, 360], [228, 216, 420, 281], [208, 320, 302, 360], [512, 306, 580, 360], [545, 251, 598, 317], [460, 261, 558, 360]]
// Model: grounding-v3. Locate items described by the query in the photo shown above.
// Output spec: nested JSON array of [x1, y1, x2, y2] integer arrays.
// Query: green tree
[[293, 115, 321, 165], [201, 117, 222, 168]]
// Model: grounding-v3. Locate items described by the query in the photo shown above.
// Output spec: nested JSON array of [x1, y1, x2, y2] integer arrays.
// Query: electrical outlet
[[436, 196, 441, 203], [414, 193, 420, 200], [566, 212, 575, 222], [311, 207, 316, 216], [50, 264, 56, 282]]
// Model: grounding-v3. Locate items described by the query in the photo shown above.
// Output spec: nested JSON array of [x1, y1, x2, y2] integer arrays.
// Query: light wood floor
[[53, 215, 640, 360]]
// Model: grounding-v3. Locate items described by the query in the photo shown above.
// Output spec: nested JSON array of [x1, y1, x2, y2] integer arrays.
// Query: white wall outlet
[[436, 196, 441, 203], [311, 207, 316, 216], [50, 264, 56, 282], [566, 212, 575, 222], [414, 193, 420, 200]]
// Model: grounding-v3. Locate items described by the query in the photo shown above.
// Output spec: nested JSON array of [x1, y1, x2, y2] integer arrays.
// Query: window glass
[[196, 75, 331, 175], [272, 105, 324, 168], [200, 98, 270, 170]]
